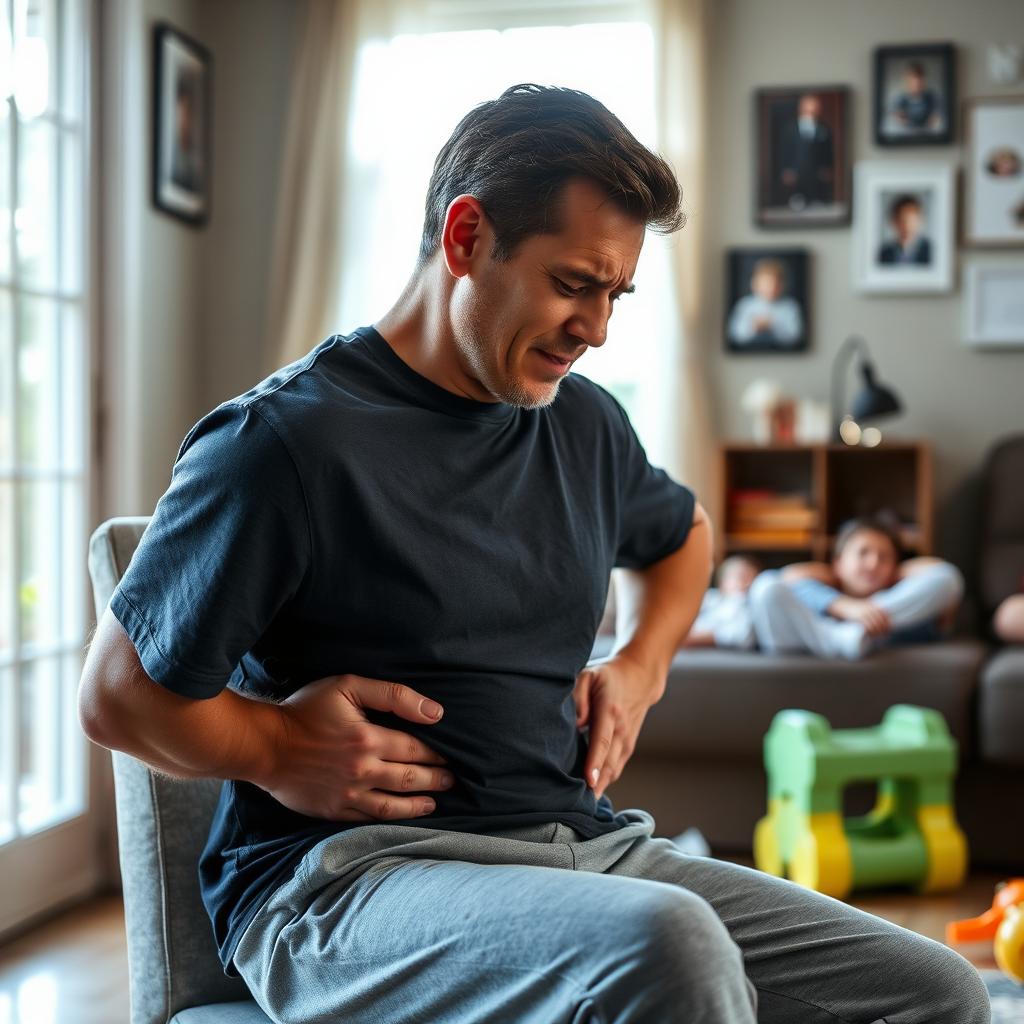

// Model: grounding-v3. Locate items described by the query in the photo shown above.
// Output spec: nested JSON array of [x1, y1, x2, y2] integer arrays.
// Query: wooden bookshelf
[[719, 442, 933, 565]]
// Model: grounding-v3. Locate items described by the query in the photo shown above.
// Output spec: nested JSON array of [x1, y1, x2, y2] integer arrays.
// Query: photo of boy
[[877, 193, 932, 266], [874, 44, 954, 147]]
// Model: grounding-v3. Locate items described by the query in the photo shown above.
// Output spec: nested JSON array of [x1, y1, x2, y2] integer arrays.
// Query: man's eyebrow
[[554, 267, 637, 294]]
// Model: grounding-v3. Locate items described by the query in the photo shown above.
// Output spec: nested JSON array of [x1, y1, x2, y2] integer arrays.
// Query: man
[[878, 193, 932, 265], [776, 92, 834, 210], [80, 85, 988, 1022]]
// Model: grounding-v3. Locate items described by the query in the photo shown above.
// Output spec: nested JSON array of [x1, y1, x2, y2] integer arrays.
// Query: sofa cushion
[[979, 646, 1024, 766], [636, 642, 987, 762]]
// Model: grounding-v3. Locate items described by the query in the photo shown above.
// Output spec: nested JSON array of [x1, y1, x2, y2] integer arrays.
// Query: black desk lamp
[[830, 335, 903, 443]]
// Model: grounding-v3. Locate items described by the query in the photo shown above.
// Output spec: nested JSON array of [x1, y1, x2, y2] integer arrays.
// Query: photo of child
[[874, 44, 954, 146], [725, 249, 809, 354]]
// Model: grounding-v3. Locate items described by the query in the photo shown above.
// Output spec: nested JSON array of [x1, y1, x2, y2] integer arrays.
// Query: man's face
[[833, 529, 899, 597], [798, 95, 821, 120], [448, 178, 644, 409]]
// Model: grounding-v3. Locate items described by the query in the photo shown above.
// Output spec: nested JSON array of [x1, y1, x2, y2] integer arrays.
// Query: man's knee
[[612, 885, 746, 987], [920, 944, 990, 1023]]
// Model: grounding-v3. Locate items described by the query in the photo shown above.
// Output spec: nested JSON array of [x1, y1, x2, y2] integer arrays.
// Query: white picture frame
[[853, 161, 954, 293], [964, 261, 1024, 346], [964, 96, 1024, 247]]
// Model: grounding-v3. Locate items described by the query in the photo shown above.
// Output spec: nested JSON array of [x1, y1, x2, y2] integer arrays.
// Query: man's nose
[[566, 306, 609, 349]]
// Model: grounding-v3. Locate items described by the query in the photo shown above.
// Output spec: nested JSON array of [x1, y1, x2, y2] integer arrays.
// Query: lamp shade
[[851, 362, 902, 422]]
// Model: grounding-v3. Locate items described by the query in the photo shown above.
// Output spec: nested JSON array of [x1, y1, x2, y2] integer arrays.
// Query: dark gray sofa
[[607, 435, 1024, 871]]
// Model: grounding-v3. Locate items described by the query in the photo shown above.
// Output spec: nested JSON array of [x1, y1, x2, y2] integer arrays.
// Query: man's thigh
[[596, 833, 989, 1024], [234, 851, 752, 1024]]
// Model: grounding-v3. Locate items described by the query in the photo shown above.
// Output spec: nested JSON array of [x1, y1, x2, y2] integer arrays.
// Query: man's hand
[[828, 596, 891, 636], [254, 674, 453, 822], [573, 654, 662, 801]]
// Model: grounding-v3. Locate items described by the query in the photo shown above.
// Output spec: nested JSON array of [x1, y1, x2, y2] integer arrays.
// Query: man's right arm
[[79, 609, 452, 822], [79, 608, 283, 783]]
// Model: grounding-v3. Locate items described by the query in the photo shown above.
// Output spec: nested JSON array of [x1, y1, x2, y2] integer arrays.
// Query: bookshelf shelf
[[719, 441, 932, 565]]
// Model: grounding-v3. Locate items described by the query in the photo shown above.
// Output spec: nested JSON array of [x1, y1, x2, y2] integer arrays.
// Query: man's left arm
[[574, 502, 713, 799]]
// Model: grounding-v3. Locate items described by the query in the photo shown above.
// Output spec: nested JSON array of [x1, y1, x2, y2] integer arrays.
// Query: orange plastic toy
[[947, 879, 1024, 983]]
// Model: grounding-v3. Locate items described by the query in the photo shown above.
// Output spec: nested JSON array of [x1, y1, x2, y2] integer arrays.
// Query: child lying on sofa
[[748, 516, 963, 660], [682, 554, 761, 650]]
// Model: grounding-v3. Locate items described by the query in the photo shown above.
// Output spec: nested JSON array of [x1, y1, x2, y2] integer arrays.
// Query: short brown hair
[[418, 83, 684, 264]]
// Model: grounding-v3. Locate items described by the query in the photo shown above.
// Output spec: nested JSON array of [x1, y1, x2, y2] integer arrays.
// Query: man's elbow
[[78, 663, 118, 749]]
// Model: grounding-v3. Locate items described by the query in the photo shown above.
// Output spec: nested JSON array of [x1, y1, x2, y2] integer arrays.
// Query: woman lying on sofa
[[746, 516, 963, 660]]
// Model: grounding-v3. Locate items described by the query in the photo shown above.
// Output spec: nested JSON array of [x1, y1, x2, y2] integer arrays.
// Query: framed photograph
[[725, 248, 809, 353], [853, 161, 954, 293], [152, 23, 212, 226], [755, 86, 850, 227], [964, 261, 1024, 346], [964, 96, 1024, 247], [874, 43, 955, 146]]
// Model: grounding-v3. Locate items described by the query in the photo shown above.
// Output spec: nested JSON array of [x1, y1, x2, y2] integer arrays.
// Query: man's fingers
[[375, 727, 448, 765], [348, 792, 438, 821], [574, 672, 592, 727], [374, 763, 454, 795], [343, 675, 444, 725], [585, 711, 615, 791]]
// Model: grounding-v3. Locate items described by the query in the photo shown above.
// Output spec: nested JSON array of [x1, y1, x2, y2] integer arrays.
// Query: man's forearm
[[611, 504, 713, 688], [79, 610, 280, 785]]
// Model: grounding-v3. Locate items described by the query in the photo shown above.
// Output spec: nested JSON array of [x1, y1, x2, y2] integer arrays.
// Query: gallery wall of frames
[[724, 42, 1024, 355]]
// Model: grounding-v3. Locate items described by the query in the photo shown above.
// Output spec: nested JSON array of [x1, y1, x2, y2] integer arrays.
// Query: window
[[0, 0, 89, 847], [335, 6, 678, 466]]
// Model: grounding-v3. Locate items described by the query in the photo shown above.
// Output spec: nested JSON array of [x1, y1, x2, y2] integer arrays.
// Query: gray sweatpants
[[232, 808, 989, 1024]]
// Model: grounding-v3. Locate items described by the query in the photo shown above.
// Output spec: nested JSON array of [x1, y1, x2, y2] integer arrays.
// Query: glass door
[[0, 0, 98, 936]]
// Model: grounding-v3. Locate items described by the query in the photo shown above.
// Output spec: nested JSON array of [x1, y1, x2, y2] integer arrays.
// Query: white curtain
[[650, 0, 716, 507], [264, 0, 418, 373]]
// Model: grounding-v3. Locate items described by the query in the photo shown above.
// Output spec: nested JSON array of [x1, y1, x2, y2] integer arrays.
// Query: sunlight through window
[[335, 16, 678, 465]]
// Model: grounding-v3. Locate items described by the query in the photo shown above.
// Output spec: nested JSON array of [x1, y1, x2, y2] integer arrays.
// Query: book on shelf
[[728, 529, 813, 547]]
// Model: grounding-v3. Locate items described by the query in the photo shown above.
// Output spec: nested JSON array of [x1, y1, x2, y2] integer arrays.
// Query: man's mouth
[[534, 349, 575, 370]]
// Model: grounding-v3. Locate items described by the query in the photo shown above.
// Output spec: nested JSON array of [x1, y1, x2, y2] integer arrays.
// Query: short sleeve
[[109, 402, 311, 699], [609, 397, 696, 570]]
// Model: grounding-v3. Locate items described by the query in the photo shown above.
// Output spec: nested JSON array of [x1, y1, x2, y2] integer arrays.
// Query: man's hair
[[417, 83, 684, 264], [833, 516, 903, 560], [905, 61, 926, 78], [889, 193, 922, 221]]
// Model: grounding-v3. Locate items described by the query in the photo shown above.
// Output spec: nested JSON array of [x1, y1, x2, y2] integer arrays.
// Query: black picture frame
[[755, 85, 850, 228], [724, 248, 810, 354], [152, 23, 212, 226], [874, 43, 955, 147]]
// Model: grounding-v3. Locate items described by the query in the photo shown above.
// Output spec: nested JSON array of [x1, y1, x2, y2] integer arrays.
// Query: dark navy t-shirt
[[110, 326, 695, 974]]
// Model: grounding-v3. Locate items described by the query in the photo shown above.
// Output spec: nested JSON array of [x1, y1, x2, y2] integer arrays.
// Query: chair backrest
[[88, 518, 252, 1024], [979, 434, 1024, 620]]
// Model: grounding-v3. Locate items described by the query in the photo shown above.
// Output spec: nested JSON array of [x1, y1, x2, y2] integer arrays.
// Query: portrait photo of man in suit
[[776, 93, 834, 210], [756, 85, 849, 226]]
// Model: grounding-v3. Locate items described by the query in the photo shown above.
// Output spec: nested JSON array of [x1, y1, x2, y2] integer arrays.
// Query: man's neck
[[374, 267, 484, 402]]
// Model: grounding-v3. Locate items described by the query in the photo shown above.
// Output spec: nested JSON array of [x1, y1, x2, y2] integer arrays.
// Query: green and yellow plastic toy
[[754, 705, 968, 900]]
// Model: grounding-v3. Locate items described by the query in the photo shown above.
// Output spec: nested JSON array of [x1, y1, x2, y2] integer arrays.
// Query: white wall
[[699, 0, 1024, 564], [99, 0, 301, 519]]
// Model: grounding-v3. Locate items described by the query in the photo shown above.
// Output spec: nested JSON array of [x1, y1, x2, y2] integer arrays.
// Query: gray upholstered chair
[[88, 517, 271, 1024]]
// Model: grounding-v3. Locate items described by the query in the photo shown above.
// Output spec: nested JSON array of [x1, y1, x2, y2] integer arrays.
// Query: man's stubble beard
[[456, 305, 561, 410]]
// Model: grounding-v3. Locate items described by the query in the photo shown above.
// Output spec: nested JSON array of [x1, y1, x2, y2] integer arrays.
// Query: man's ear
[[441, 195, 487, 279]]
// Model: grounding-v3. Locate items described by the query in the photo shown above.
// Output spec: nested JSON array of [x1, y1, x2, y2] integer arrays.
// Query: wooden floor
[[0, 874, 1003, 1024]]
